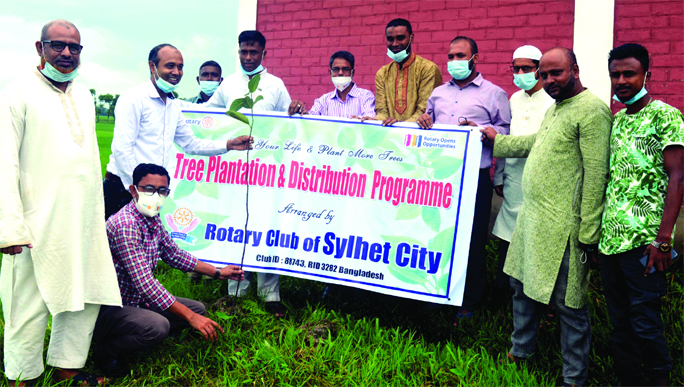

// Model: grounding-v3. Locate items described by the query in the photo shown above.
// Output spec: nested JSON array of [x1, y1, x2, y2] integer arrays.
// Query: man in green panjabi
[[480, 47, 611, 387]]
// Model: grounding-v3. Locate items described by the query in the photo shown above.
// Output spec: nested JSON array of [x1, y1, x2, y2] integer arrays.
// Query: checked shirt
[[106, 201, 197, 311]]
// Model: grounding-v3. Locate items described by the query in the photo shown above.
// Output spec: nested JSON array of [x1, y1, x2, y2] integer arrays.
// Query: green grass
[[0, 123, 681, 386], [96, 121, 114, 178]]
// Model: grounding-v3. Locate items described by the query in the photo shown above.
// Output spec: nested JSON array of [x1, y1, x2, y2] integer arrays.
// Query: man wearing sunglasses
[[0, 20, 122, 386], [93, 163, 244, 378], [104, 43, 253, 220]]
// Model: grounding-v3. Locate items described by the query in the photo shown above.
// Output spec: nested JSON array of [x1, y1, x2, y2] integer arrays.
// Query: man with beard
[[0, 19, 122, 386], [416, 36, 511, 321], [492, 45, 554, 289], [480, 47, 612, 386], [358, 19, 442, 126], [104, 44, 253, 219]]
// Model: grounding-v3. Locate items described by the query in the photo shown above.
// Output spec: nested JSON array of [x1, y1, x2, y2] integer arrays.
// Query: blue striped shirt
[[308, 84, 375, 118]]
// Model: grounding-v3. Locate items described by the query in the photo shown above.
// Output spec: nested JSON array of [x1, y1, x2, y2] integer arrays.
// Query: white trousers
[[0, 252, 99, 380], [227, 272, 280, 302]]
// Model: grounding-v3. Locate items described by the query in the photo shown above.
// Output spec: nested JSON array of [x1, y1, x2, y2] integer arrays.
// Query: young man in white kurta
[[204, 69, 292, 113], [492, 46, 554, 288], [0, 20, 121, 383], [204, 31, 293, 308]]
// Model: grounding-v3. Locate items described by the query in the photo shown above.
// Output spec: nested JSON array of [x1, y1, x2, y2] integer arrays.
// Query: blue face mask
[[513, 70, 539, 91], [612, 76, 648, 105], [39, 43, 80, 83], [199, 80, 220, 95], [41, 61, 79, 83], [386, 38, 412, 63], [448, 56, 474, 80], [241, 64, 264, 76], [153, 65, 179, 94]]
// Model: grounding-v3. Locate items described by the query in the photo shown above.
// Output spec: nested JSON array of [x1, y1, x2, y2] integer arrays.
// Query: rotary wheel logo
[[173, 207, 194, 227], [201, 116, 214, 129]]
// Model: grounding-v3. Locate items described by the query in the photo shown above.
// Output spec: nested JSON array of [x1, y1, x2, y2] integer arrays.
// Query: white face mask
[[133, 187, 166, 217], [332, 76, 352, 92]]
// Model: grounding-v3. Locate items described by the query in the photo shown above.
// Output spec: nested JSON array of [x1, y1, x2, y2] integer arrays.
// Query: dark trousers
[[103, 177, 133, 220], [92, 297, 206, 360], [496, 239, 511, 289], [461, 168, 493, 310], [600, 245, 671, 384]]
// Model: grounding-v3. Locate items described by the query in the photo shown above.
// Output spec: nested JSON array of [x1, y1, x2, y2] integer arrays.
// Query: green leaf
[[395, 204, 422, 220], [426, 148, 444, 162], [226, 110, 250, 126], [387, 259, 428, 286], [243, 98, 254, 109], [196, 182, 219, 199], [432, 156, 463, 180], [422, 206, 441, 233], [428, 226, 455, 271], [248, 73, 261, 93], [254, 95, 264, 105], [229, 98, 244, 112], [277, 122, 297, 141], [337, 126, 356, 148], [216, 311, 233, 321], [173, 179, 196, 200], [362, 126, 387, 148], [380, 235, 424, 248]]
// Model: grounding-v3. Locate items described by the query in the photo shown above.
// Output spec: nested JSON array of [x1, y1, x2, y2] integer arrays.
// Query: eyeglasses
[[510, 65, 537, 73], [43, 40, 83, 55], [331, 67, 352, 75], [136, 185, 171, 197]]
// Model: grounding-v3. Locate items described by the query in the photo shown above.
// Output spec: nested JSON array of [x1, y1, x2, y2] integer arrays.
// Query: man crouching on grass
[[92, 163, 244, 378]]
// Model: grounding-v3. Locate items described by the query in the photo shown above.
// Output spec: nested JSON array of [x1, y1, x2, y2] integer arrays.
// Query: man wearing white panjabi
[[492, 45, 554, 288], [0, 20, 121, 386]]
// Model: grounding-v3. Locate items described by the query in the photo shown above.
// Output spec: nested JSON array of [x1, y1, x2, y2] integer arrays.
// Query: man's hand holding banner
[[162, 110, 482, 306]]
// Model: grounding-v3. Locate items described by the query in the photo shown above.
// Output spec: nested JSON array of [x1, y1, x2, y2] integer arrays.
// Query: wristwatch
[[213, 267, 221, 279], [650, 241, 671, 253]]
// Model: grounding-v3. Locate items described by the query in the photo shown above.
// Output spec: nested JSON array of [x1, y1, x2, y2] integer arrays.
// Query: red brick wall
[[258, 0, 682, 114], [613, 0, 684, 112], [257, 0, 575, 109]]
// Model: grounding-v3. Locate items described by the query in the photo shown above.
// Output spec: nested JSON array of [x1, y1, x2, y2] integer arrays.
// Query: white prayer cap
[[513, 45, 543, 61]]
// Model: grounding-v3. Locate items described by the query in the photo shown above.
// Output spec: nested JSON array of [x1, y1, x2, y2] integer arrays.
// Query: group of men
[[0, 15, 681, 387]]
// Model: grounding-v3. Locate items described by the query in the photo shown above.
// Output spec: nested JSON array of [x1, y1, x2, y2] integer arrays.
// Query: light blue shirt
[[426, 73, 511, 169]]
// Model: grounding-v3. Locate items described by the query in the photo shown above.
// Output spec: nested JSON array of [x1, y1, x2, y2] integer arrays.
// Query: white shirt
[[492, 88, 554, 241], [106, 80, 227, 188], [205, 68, 291, 112], [0, 70, 121, 313]]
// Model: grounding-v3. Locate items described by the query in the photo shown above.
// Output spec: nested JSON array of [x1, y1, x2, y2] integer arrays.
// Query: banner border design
[[179, 110, 475, 300]]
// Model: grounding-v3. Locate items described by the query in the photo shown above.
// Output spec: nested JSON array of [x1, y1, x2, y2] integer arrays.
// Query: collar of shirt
[[555, 87, 588, 106], [239, 67, 269, 82], [33, 67, 73, 93], [330, 83, 361, 101], [388, 52, 417, 71], [124, 200, 159, 231], [188, 93, 206, 104], [146, 79, 176, 103], [448, 72, 483, 89]]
